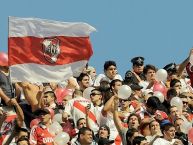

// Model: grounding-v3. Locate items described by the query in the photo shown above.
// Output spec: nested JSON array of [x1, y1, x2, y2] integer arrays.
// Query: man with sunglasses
[[90, 89, 103, 108]]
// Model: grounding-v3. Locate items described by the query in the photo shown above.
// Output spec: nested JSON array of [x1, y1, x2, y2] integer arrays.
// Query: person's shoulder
[[114, 74, 123, 80], [153, 137, 169, 145], [96, 74, 105, 78]]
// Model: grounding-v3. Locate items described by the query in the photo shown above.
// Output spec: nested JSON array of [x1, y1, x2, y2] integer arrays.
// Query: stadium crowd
[[1, 49, 193, 145]]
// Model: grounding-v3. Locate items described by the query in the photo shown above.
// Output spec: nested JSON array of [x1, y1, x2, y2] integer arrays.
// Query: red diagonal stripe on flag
[[73, 101, 97, 123]]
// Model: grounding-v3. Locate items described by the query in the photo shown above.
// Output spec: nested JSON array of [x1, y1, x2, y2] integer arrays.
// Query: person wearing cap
[[94, 60, 123, 87], [30, 108, 55, 145], [17, 83, 58, 129], [124, 56, 145, 85]]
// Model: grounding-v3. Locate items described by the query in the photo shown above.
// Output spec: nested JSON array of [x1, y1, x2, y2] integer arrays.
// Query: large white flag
[[8, 17, 96, 83]]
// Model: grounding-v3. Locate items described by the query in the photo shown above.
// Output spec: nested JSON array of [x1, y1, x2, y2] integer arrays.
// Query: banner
[[8, 17, 96, 83]]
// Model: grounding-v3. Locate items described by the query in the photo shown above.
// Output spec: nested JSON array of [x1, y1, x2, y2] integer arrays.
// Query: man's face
[[18, 131, 28, 140], [99, 127, 109, 138], [89, 69, 96, 78], [174, 119, 184, 132], [164, 127, 176, 140], [170, 107, 180, 121], [105, 65, 117, 79], [181, 98, 189, 110], [128, 116, 139, 129], [145, 69, 155, 81], [81, 76, 90, 88], [40, 113, 51, 124], [119, 99, 130, 109], [133, 65, 144, 74], [112, 81, 122, 94], [62, 95, 71, 107], [150, 121, 160, 135], [90, 91, 102, 104], [187, 93, 193, 106], [80, 130, 93, 144], [43, 92, 54, 106], [173, 82, 182, 94], [77, 119, 86, 129]]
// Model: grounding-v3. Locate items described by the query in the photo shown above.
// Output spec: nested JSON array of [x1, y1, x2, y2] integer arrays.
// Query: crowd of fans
[[1, 49, 193, 145]]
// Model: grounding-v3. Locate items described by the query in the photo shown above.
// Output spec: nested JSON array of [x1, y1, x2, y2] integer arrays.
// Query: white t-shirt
[[64, 96, 99, 133], [99, 112, 122, 145], [152, 138, 176, 145], [94, 74, 123, 87]]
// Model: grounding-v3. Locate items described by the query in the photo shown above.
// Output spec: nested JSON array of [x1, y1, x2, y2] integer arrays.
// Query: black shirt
[[0, 71, 14, 105]]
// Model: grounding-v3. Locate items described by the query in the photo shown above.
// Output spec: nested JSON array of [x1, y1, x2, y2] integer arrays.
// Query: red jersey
[[30, 123, 54, 145]]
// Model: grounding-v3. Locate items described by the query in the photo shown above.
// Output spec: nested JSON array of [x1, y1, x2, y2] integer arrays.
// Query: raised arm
[[102, 95, 115, 115], [113, 95, 124, 133], [177, 48, 193, 77], [19, 82, 40, 112], [10, 98, 24, 127]]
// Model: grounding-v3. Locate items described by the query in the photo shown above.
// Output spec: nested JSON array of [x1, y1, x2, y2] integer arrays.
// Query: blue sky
[[1, 0, 193, 77]]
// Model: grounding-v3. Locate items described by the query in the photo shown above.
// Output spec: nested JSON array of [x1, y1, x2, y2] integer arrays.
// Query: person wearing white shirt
[[152, 123, 183, 145], [94, 60, 122, 87]]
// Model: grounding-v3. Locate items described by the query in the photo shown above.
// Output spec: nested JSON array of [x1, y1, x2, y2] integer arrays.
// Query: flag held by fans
[[8, 17, 96, 83]]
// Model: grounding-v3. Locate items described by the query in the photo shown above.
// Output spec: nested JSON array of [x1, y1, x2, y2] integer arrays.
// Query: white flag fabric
[[8, 17, 96, 83]]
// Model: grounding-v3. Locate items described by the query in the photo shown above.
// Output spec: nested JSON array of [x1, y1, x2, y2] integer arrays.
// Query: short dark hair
[[77, 73, 89, 82], [78, 127, 93, 140], [77, 118, 85, 127], [132, 136, 147, 145], [110, 79, 122, 89], [126, 128, 138, 142], [104, 60, 116, 71], [162, 123, 175, 132], [167, 88, 177, 100], [170, 78, 181, 88], [127, 113, 141, 125], [143, 64, 156, 75], [17, 127, 30, 137]]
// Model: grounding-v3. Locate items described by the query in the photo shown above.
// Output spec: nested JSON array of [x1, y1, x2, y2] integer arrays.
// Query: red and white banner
[[8, 17, 96, 83]]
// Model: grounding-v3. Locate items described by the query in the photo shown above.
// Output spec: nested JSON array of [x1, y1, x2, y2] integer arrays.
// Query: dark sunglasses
[[188, 96, 193, 99], [182, 101, 188, 105]]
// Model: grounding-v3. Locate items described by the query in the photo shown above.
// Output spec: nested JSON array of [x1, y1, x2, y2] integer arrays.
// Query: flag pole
[[8, 16, 15, 98]]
